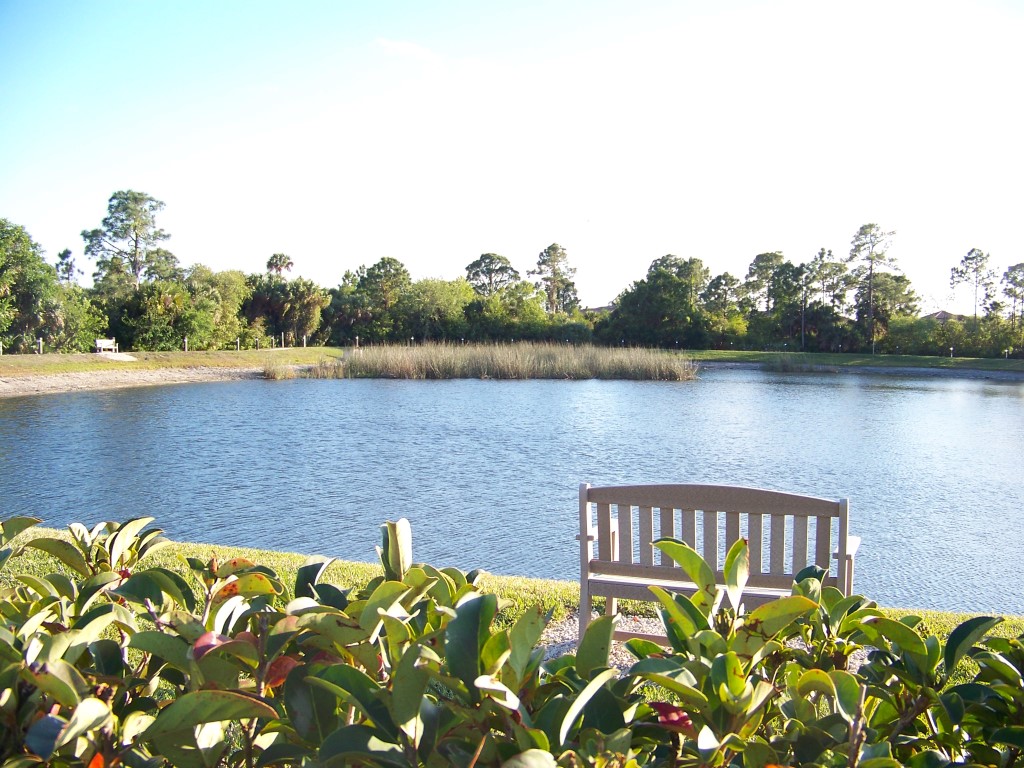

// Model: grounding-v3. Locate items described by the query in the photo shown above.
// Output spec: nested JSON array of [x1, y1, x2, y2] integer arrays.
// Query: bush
[[1, 514, 1021, 767]]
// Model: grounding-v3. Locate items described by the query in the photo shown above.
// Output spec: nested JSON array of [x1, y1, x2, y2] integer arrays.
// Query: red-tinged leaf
[[215, 558, 257, 579], [649, 701, 696, 735], [211, 573, 282, 605], [88, 751, 105, 768], [192, 631, 231, 661], [266, 656, 301, 688]]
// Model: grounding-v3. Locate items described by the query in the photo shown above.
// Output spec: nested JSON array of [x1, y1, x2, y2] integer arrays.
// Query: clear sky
[[2, 0, 1022, 313]]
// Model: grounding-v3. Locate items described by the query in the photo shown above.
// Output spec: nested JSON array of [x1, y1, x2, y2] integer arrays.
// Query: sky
[[2, 0, 1022, 314]]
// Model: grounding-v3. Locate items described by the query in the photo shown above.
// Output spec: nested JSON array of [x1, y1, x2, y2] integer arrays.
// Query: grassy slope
[[4, 528, 1020, 640], [687, 348, 1024, 373], [0, 348, 344, 377]]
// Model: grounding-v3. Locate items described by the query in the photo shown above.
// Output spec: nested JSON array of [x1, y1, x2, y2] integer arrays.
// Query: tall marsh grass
[[307, 343, 697, 381]]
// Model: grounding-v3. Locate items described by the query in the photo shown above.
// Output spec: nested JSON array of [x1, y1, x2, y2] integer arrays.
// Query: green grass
[[0, 347, 344, 377], [312, 343, 698, 380], [687, 348, 1024, 374]]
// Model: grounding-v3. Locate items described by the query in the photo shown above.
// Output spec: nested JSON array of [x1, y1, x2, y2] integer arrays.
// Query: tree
[[806, 248, 852, 311], [743, 252, 785, 312], [465, 253, 520, 296], [1002, 263, 1024, 330], [848, 223, 896, 353], [82, 190, 176, 290], [950, 248, 996, 320], [529, 243, 578, 314], [0, 218, 60, 350], [398, 278, 474, 341], [55, 249, 81, 285], [267, 253, 294, 276], [854, 272, 918, 347]]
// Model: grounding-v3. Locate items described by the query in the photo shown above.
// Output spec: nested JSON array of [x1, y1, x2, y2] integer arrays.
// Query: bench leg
[[579, 588, 593, 644], [605, 596, 618, 617]]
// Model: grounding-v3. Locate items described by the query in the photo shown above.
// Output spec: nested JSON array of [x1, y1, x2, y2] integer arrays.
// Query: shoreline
[[0, 366, 266, 399], [2, 359, 1022, 399]]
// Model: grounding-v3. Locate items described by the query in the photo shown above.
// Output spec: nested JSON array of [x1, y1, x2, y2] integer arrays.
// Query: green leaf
[[576, 614, 616, 678], [500, 750, 558, 768], [144, 690, 277, 740], [23, 538, 90, 576], [295, 555, 335, 599], [1, 515, 41, 544], [796, 669, 835, 698], [357, 580, 411, 639], [296, 611, 367, 648], [723, 538, 749, 610], [25, 715, 64, 760], [284, 665, 340, 744], [319, 724, 406, 768], [944, 615, 1001, 675], [312, 664, 398, 742], [830, 670, 862, 725], [991, 726, 1024, 749], [130, 631, 192, 670], [557, 668, 618, 746], [54, 697, 111, 750], [857, 616, 928, 660], [446, 592, 498, 701], [649, 586, 699, 638], [653, 538, 716, 611], [391, 645, 431, 744], [744, 595, 817, 638], [507, 605, 547, 684], [108, 517, 155, 570]]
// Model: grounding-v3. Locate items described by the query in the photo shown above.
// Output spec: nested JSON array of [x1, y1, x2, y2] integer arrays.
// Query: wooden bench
[[579, 483, 860, 643], [95, 338, 118, 353]]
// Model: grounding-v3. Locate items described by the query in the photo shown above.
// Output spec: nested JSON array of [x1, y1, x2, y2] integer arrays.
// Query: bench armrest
[[832, 535, 861, 559], [576, 518, 619, 545]]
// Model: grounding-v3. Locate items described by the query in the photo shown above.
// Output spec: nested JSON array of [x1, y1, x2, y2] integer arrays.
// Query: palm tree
[[266, 253, 294, 276]]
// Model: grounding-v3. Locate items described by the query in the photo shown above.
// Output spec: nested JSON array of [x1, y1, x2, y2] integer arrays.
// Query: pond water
[[1, 368, 1022, 614]]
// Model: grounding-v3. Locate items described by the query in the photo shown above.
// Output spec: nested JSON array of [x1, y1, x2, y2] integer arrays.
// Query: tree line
[[2, 190, 1023, 357]]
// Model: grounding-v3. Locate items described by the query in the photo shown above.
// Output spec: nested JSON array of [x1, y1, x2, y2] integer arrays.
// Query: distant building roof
[[923, 310, 967, 322]]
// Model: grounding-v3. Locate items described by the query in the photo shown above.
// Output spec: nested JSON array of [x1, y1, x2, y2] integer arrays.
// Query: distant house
[[923, 310, 967, 323]]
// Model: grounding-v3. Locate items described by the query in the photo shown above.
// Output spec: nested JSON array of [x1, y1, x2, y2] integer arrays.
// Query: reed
[[307, 342, 698, 381], [261, 360, 296, 380]]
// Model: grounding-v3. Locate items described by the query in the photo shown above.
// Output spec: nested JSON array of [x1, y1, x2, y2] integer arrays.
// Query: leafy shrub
[[1, 514, 1021, 767]]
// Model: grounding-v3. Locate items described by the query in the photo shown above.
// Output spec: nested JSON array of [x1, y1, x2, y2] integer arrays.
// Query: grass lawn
[[0, 347, 344, 377], [686, 348, 1024, 373]]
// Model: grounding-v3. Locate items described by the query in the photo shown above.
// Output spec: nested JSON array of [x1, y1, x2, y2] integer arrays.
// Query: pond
[[1, 368, 1021, 614]]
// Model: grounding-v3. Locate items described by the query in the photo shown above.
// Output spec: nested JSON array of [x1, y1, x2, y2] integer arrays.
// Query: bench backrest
[[95, 338, 116, 349], [580, 483, 850, 591]]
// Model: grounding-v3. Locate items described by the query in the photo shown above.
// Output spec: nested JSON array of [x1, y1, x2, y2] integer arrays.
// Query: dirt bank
[[0, 366, 265, 399]]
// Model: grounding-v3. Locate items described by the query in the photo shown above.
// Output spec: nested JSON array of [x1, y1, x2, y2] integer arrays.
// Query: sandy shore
[[0, 366, 266, 399]]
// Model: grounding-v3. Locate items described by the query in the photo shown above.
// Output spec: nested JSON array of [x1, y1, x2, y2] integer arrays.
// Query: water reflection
[[2, 370, 1022, 614]]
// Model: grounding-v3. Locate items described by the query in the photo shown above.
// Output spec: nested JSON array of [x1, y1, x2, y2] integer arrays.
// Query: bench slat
[[770, 513, 786, 574], [703, 510, 718, 570], [749, 513, 763, 575], [660, 507, 676, 566], [639, 506, 654, 566], [597, 502, 612, 561], [815, 516, 832, 572], [793, 515, 808, 572], [617, 504, 632, 563]]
